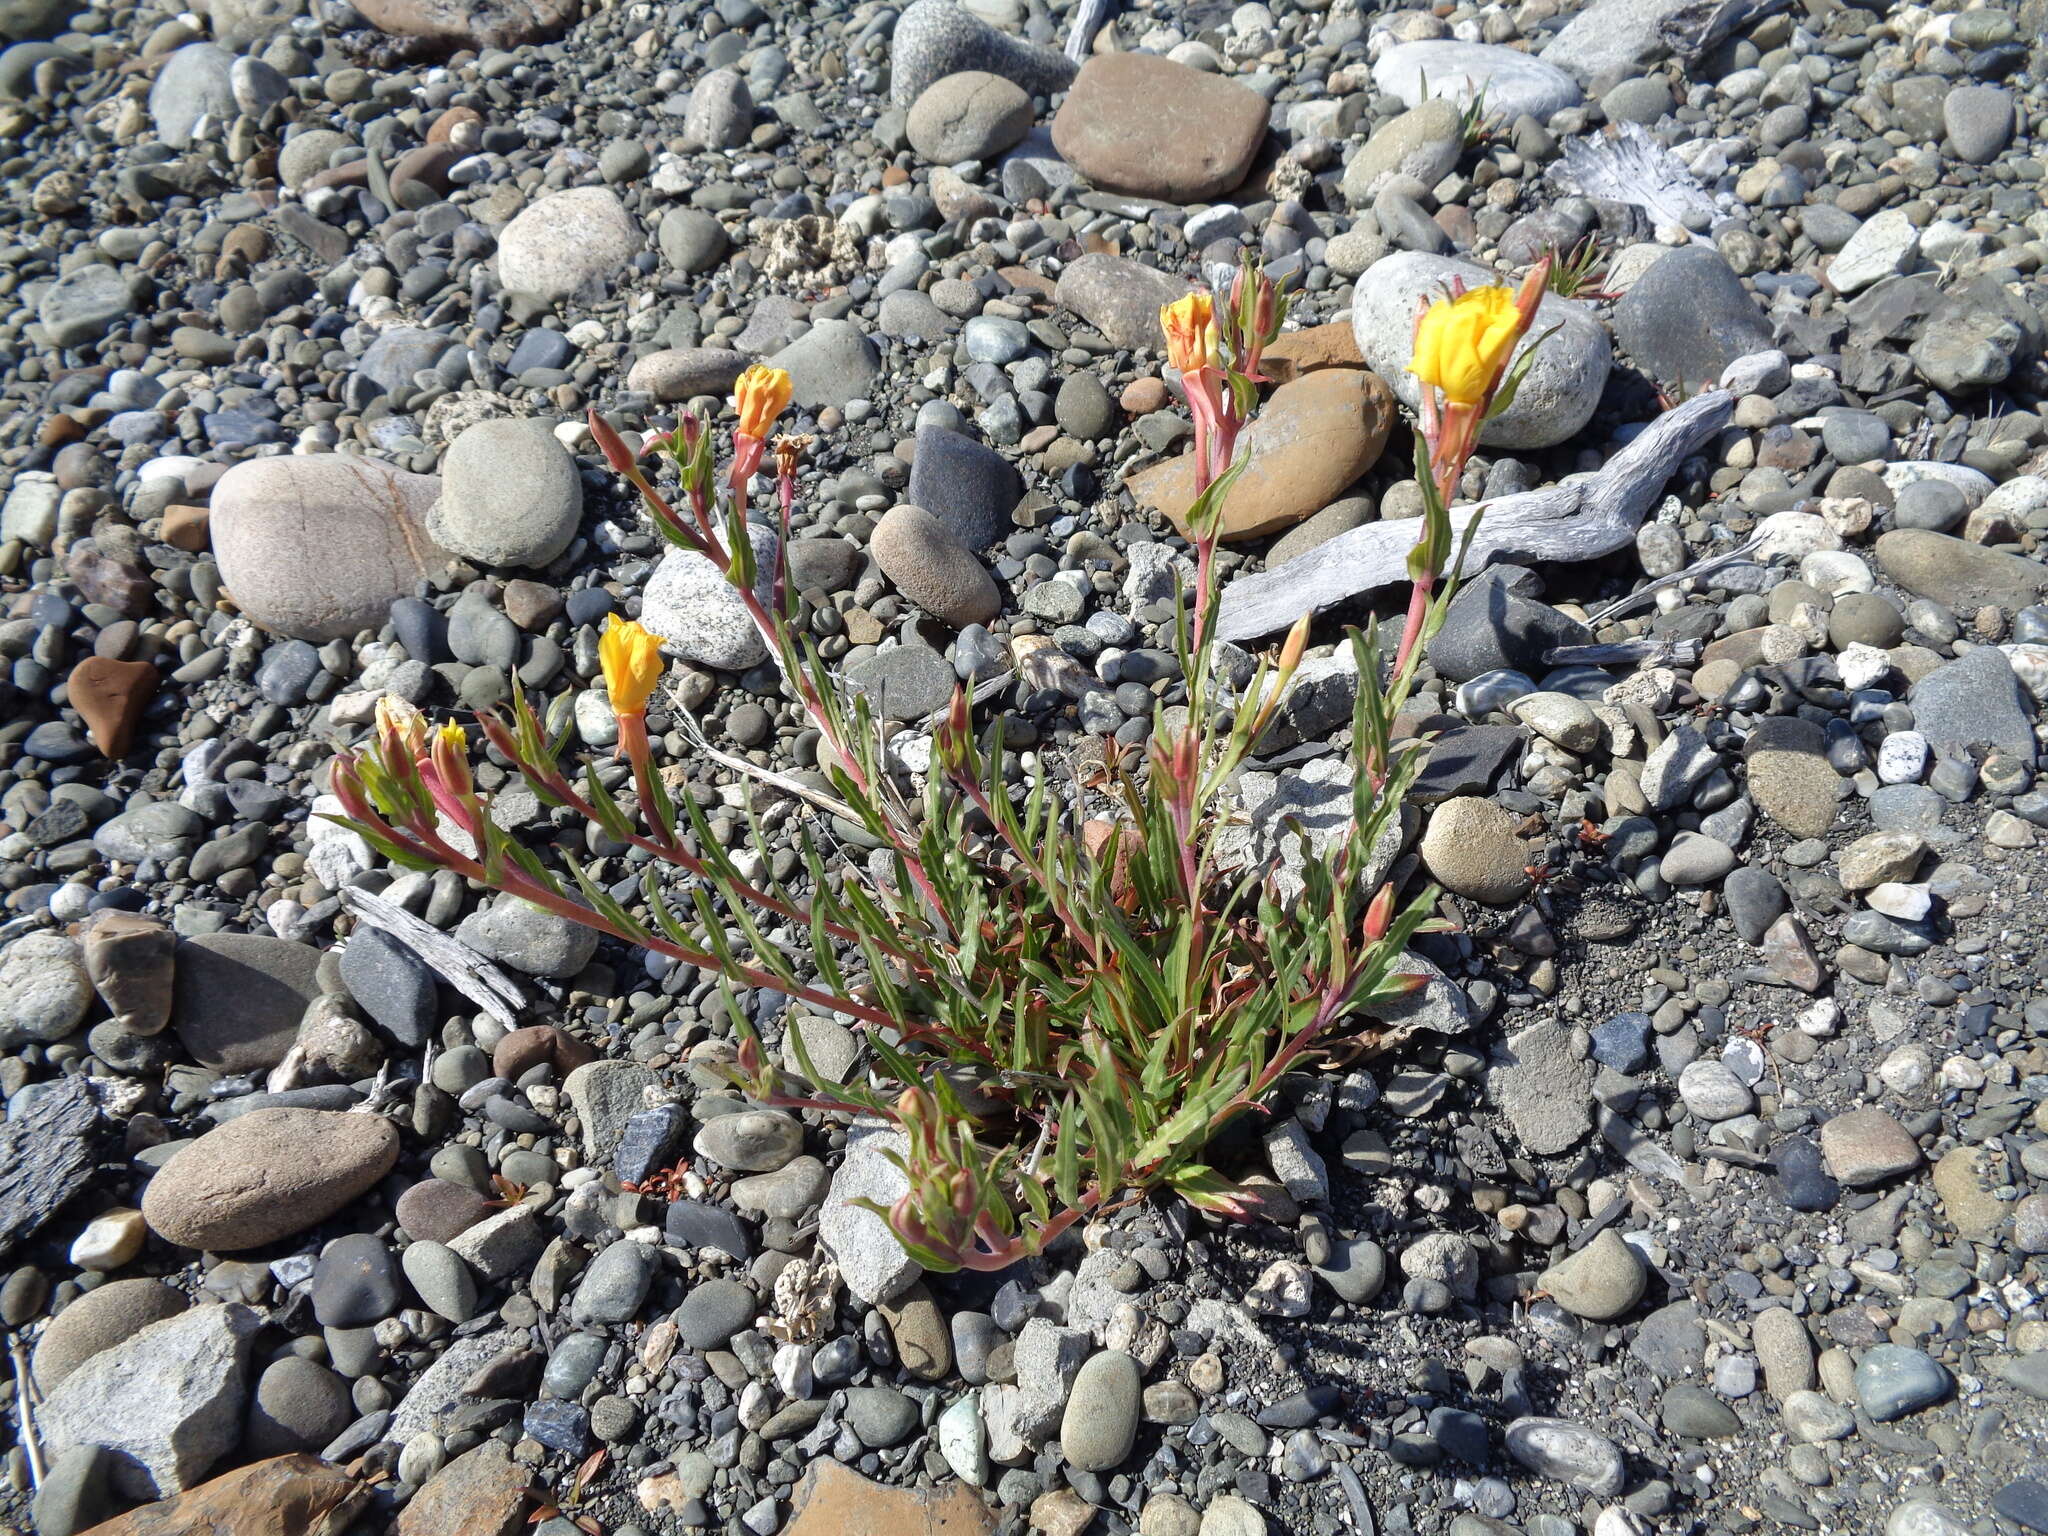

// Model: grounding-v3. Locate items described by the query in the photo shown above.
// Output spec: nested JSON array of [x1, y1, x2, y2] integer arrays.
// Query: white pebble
[[1876, 730, 1930, 784], [70, 1208, 146, 1271], [1867, 882, 1932, 921]]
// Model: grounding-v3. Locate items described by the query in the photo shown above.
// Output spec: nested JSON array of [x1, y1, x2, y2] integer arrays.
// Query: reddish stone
[[425, 105, 483, 144], [1119, 378, 1170, 415], [68, 656, 157, 758], [74, 1454, 365, 1536], [397, 1443, 530, 1536], [388, 143, 462, 205], [491, 1023, 597, 1082], [1124, 367, 1396, 541], [1263, 321, 1368, 381], [783, 1461, 993, 1536], [65, 545, 153, 615]]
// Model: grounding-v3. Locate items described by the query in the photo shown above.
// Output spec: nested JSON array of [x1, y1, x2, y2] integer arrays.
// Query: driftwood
[[337, 885, 527, 1027], [1658, 0, 1792, 64], [1548, 121, 1722, 244], [1215, 391, 1734, 643], [0, 1077, 103, 1260], [1065, 0, 1118, 61]]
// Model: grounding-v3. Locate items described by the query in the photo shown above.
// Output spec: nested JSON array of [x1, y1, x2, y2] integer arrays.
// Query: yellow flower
[[733, 365, 793, 440], [1159, 291, 1218, 377], [1411, 284, 1523, 406], [600, 616, 667, 714]]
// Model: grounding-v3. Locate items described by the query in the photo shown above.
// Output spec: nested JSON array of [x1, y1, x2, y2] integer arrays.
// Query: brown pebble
[[1119, 377, 1170, 414], [68, 656, 158, 757], [492, 1024, 598, 1083], [395, 1178, 493, 1244], [161, 503, 211, 552], [426, 105, 483, 144]]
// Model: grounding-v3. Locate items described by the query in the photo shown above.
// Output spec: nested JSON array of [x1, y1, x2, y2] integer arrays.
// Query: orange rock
[[397, 1443, 529, 1536], [997, 265, 1057, 302], [162, 503, 211, 552], [1263, 321, 1368, 381], [68, 656, 158, 759], [783, 1461, 993, 1536], [1124, 368, 1396, 542], [75, 1454, 365, 1536], [1119, 378, 1170, 415], [881, 165, 912, 187]]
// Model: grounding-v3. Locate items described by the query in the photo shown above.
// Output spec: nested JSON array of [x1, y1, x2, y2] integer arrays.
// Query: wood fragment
[[0, 1077, 104, 1261], [1065, 0, 1118, 62], [336, 886, 527, 1026], [1215, 392, 1735, 644]]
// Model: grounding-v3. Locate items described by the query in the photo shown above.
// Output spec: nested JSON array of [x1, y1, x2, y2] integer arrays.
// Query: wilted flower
[[599, 615, 666, 715], [1160, 291, 1218, 377], [733, 365, 793, 442]]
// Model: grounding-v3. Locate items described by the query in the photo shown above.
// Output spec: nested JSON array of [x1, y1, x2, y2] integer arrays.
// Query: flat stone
[[625, 347, 751, 403], [141, 1108, 400, 1251], [39, 1304, 258, 1499], [1909, 646, 2036, 765], [1052, 53, 1269, 203], [1490, 1020, 1591, 1154], [61, 1455, 366, 1536], [1876, 529, 2048, 613], [1124, 368, 1395, 542], [171, 932, 324, 1073], [783, 1458, 994, 1536], [1054, 254, 1186, 352], [1374, 41, 1583, 121], [1819, 1107, 1921, 1188], [398, 1442, 531, 1536]]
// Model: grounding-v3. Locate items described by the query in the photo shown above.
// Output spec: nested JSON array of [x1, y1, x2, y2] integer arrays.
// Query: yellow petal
[[1411, 285, 1523, 406], [600, 615, 667, 714]]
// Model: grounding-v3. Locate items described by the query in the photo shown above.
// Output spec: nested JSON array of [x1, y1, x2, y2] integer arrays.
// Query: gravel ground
[[1, 0, 2047, 1533]]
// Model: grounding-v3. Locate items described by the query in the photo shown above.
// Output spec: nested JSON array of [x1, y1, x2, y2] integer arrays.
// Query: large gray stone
[[431, 417, 582, 567], [148, 43, 235, 148], [768, 319, 881, 409], [37, 264, 140, 350], [1909, 646, 2037, 765], [1373, 41, 1583, 122], [1350, 252, 1610, 448], [819, 1123, 922, 1304], [638, 522, 778, 671], [889, 0, 1074, 108], [210, 455, 450, 642], [1054, 254, 1187, 353], [1611, 247, 1774, 388], [39, 1304, 259, 1499], [1540, 0, 1698, 85], [497, 187, 642, 304]]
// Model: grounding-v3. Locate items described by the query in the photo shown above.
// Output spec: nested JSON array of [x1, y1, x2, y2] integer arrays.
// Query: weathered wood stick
[[0, 1077, 102, 1261], [1065, 0, 1118, 61], [1215, 391, 1734, 644], [337, 886, 527, 1027]]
